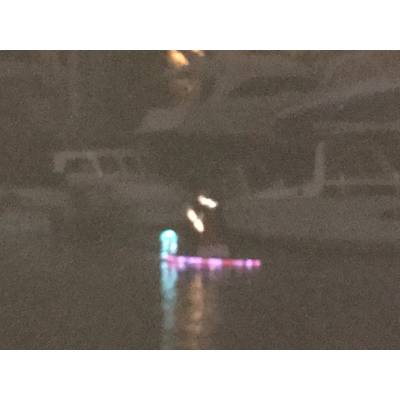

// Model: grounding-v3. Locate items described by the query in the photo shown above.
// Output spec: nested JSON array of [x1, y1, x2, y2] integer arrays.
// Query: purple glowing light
[[232, 259, 244, 267], [209, 258, 223, 267], [164, 255, 262, 269], [188, 256, 202, 265]]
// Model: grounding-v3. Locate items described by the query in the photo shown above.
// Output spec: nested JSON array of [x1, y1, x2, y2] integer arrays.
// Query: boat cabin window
[[137, 133, 251, 193], [64, 158, 96, 174], [98, 155, 119, 174], [376, 135, 400, 173], [228, 76, 318, 98], [326, 140, 392, 180], [122, 156, 139, 172], [329, 89, 400, 123], [244, 142, 315, 191]]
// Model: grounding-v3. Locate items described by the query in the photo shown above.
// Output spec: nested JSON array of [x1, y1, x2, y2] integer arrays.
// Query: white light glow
[[193, 219, 205, 233], [186, 207, 205, 233], [186, 208, 197, 222], [197, 195, 218, 209]]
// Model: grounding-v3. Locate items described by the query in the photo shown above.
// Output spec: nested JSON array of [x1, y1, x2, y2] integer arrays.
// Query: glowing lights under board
[[162, 254, 262, 270], [158, 228, 261, 271]]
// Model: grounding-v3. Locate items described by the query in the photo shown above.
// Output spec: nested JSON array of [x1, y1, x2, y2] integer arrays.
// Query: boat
[[137, 52, 319, 138], [52, 147, 192, 233], [136, 52, 400, 249], [223, 71, 400, 249]]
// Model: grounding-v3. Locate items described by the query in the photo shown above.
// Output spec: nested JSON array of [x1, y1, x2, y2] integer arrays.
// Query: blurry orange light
[[168, 50, 189, 68], [192, 50, 205, 57]]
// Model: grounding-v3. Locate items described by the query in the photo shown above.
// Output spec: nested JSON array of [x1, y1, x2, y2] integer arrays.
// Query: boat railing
[[322, 175, 400, 197]]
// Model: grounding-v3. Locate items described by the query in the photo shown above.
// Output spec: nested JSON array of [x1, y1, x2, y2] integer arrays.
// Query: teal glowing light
[[160, 229, 179, 258]]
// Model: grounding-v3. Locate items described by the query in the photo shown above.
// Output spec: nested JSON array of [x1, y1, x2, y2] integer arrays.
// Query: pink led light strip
[[163, 255, 262, 269]]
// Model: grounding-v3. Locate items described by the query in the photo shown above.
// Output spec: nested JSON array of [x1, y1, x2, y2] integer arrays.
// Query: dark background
[[0, 51, 170, 183]]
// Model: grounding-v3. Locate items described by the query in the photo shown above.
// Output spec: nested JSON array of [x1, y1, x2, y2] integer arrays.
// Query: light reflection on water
[[4, 236, 399, 349], [159, 260, 259, 349], [160, 261, 218, 349], [160, 261, 178, 349], [183, 273, 205, 349], [158, 251, 400, 349]]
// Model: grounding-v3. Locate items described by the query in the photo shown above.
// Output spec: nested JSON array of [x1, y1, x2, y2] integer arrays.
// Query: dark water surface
[[1, 235, 399, 349]]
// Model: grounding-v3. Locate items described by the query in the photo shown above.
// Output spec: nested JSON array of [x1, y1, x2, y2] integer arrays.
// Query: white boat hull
[[225, 195, 400, 246]]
